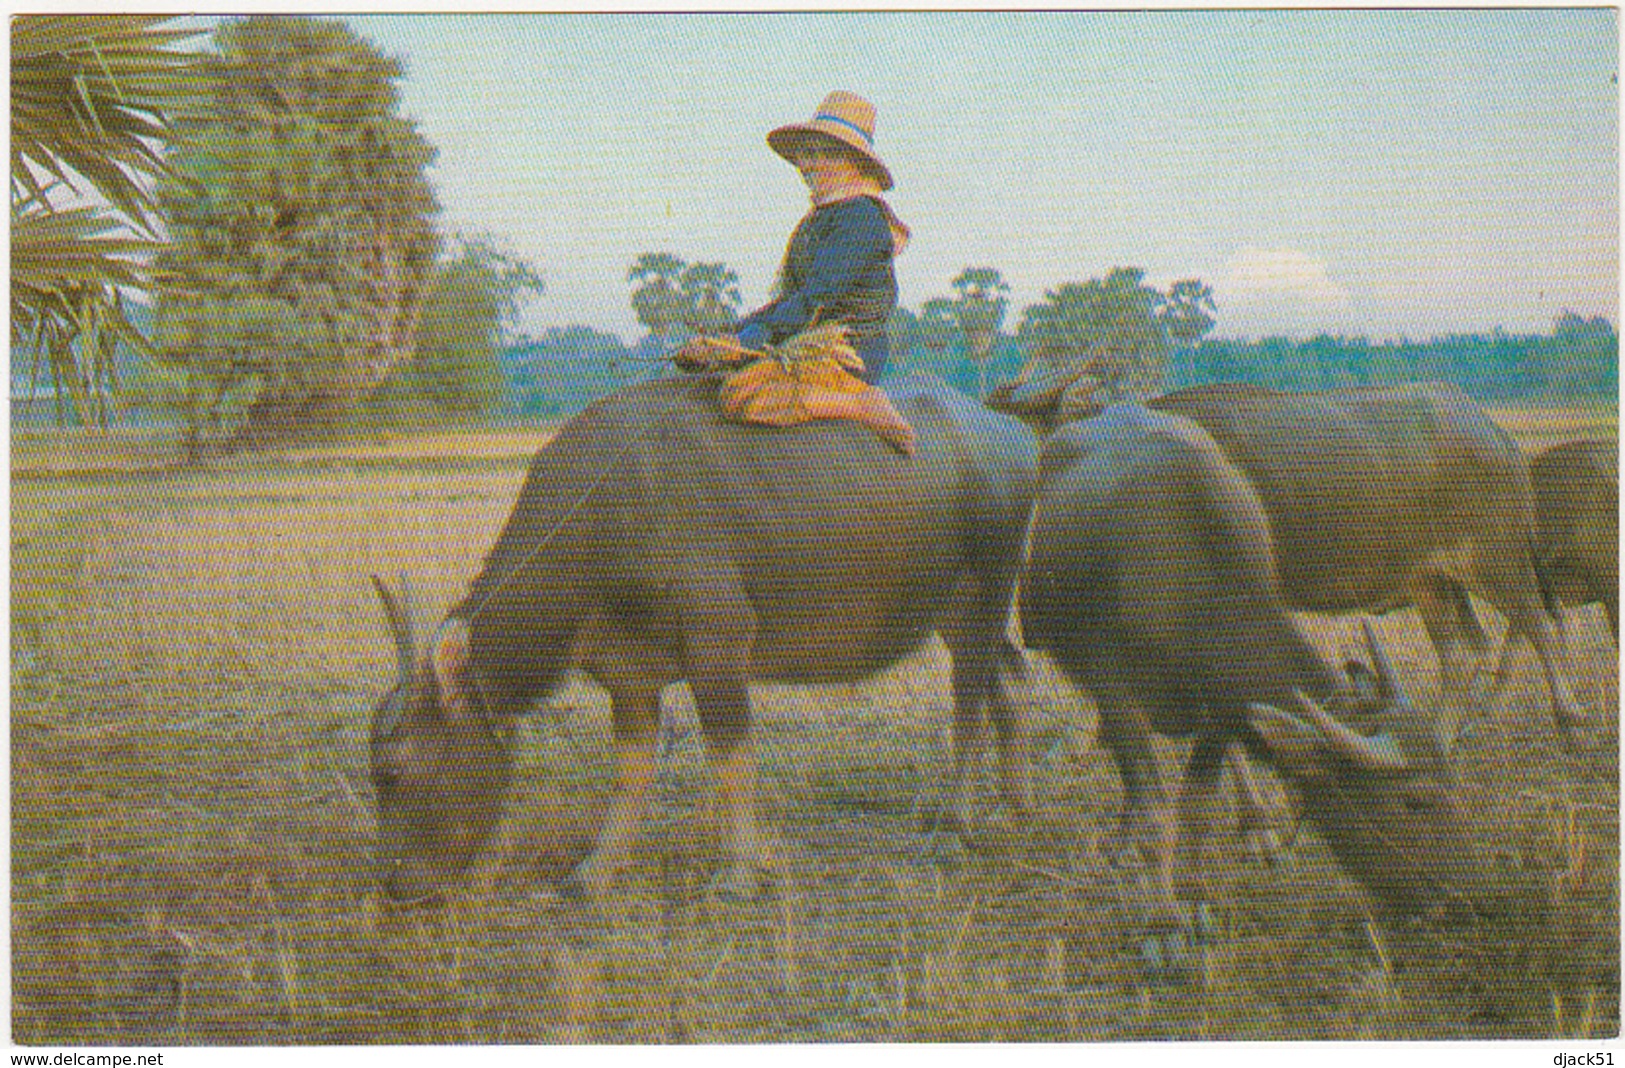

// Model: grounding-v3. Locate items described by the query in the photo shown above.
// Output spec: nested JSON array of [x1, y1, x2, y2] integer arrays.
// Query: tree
[[1157, 278, 1219, 390], [1161, 279, 1218, 347], [153, 15, 441, 449], [10, 15, 211, 425], [887, 298, 968, 387], [628, 252, 748, 344], [371, 238, 543, 423], [1015, 267, 1211, 400], [917, 297, 958, 355], [885, 305, 919, 371], [507, 325, 634, 416], [678, 261, 742, 335], [628, 252, 689, 339], [949, 266, 1011, 398], [1544, 310, 1617, 399]]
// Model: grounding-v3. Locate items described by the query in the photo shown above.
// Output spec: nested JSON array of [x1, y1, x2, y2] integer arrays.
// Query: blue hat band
[[813, 113, 874, 146]]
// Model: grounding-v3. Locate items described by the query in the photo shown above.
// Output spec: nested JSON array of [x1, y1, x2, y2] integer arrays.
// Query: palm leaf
[[12, 15, 212, 228], [10, 15, 211, 424], [11, 204, 151, 292]]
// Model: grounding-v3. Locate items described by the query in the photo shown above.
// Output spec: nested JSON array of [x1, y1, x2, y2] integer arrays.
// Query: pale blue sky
[[342, 10, 1617, 343]]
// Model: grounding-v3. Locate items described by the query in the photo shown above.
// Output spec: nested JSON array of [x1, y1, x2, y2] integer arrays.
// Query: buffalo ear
[[1362, 619, 1405, 705], [430, 619, 476, 715]]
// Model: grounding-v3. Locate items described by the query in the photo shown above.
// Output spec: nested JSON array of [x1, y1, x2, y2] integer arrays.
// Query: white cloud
[[1218, 246, 1350, 310]]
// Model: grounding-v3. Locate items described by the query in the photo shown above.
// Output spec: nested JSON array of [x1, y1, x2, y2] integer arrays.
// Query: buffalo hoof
[[922, 828, 969, 868], [1242, 826, 1286, 867], [1139, 904, 1215, 984], [1557, 718, 1592, 757], [1239, 810, 1300, 867], [1139, 930, 1201, 983], [920, 804, 973, 841], [560, 860, 614, 903], [917, 804, 974, 865], [1234, 794, 1297, 867], [379, 889, 446, 913], [1100, 820, 1156, 870], [559, 872, 590, 903]]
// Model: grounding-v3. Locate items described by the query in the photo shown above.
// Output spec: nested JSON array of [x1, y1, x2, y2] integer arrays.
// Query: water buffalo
[[993, 372, 1584, 746], [1020, 405, 1480, 959], [1532, 439, 1617, 642], [368, 373, 1038, 904]]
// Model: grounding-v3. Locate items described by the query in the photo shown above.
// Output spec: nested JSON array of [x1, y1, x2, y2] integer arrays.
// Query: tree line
[[502, 294, 1616, 421], [1167, 313, 1618, 403], [12, 15, 1616, 453]]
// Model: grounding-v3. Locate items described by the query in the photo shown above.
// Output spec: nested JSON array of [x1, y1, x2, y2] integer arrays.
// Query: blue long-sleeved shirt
[[736, 196, 898, 384]]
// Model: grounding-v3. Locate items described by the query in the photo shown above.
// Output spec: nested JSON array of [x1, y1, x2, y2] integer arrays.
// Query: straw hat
[[767, 90, 894, 191]]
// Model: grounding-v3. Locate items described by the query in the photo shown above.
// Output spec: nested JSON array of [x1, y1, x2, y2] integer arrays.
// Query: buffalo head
[[1248, 623, 1481, 917], [368, 575, 518, 905], [985, 356, 1105, 433]]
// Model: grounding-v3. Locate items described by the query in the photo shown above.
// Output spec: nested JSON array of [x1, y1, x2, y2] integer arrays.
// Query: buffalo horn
[[1287, 689, 1411, 774], [1361, 620, 1405, 705], [371, 573, 418, 684]]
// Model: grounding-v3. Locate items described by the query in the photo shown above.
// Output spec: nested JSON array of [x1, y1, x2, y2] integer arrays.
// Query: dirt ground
[[11, 414, 1619, 1044]]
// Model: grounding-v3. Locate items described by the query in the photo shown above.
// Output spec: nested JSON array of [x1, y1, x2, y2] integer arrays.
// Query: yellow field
[[1489, 404, 1619, 454], [10, 407, 1619, 1043]]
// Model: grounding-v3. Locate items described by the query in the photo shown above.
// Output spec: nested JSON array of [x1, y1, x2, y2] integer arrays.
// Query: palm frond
[[12, 281, 152, 426], [10, 15, 211, 425], [11, 14, 212, 230], [11, 203, 152, 292]]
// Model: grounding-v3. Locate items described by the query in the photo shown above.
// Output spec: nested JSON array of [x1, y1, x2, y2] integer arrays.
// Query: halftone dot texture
[[14, 375, 1617, 1043], [12, 8, 1619, 1046]]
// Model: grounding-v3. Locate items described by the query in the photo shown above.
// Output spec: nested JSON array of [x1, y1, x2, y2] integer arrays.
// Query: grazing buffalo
[[1020, 405, 1480, 958], [368, 373, 1038, 905], [993, 372, 1584, 745], [1532, 439, 1618, 642]]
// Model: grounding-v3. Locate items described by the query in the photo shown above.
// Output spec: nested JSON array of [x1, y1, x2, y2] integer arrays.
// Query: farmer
[[678, 90, 915, 452]]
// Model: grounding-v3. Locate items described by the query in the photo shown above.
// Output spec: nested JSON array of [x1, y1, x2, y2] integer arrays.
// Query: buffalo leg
[[1415, 575, 1490, 715], [987, 639, 1035, 818], [682, 585, 770, 899], [1477, 548, 1586, 744], [695, 676, 770, 900], [1514, 608, 1586, 744], [934, 654, 991, 839], [936, 570, 1030, 835], [711, 734, 767, 898], [936, 642, 1031, 836], [1139, 734, 1229, 977], [1095, 698, 1168, 867], [1225, 750, 1285, 863], [1166, 735, 1229, 909], [565, 686, 661, 899]]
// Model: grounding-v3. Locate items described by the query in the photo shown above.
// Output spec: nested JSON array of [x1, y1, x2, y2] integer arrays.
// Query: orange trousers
[[719, 358, 915, 455]]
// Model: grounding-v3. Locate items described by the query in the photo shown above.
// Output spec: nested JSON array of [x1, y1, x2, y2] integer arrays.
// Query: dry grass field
[[10, 407, 1619, 1045]]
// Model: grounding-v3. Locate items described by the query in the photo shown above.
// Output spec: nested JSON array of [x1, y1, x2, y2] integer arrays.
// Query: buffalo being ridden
[[368, 373, 1038, 905], [1019, 403, 1483, 971]]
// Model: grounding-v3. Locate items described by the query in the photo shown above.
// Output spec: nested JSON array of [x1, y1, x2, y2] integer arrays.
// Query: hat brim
[[768, 124, 894, 191]]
